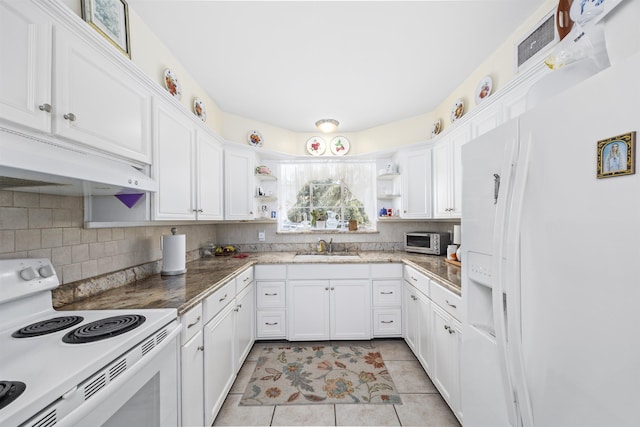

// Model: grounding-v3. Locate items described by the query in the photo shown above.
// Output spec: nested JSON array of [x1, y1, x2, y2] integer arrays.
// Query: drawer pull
[[219, 294, 228, 302], [381, 320, 394, 324], [187, 316, 201, 329], [411, 276, 418, 282], [445, 300, 457, 309], [380, 291, 393, 295], [265, 322, 279, 326], [265, 293, 278, 296], [243, 276, 250, 282]]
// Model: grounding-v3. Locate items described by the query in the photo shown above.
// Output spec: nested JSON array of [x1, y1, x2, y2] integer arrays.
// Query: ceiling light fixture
[[315, 119, 339, 133]]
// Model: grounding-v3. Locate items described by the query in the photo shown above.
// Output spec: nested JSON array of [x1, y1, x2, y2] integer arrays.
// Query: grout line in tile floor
[[214, 339, 460, 426]]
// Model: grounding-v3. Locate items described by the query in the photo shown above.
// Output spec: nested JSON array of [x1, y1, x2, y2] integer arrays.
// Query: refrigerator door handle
[[503, 131, 535, 427], [491, 135, 520, 426]]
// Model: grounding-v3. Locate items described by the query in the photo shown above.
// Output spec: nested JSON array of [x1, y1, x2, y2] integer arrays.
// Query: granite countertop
[[58, 252, 461, 315]]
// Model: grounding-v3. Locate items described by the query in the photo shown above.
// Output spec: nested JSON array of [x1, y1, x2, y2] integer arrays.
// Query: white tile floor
[[213, 339, 461, 426]]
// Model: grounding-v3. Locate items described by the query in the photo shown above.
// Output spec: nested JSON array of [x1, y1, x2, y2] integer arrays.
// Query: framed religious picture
[[82, 0, 131, 58], [597, 131, 636, 178]]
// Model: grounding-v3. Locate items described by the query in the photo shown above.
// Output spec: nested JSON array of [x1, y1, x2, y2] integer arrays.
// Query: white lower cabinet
[[286, 264, 371, 341], [203, 302, 235, 426], [255, 265, 287, 339], [179, 268, 255, 427], [235, 282, 255, 368], [372, 264, 403, 337], [403, 269, 462, 424]]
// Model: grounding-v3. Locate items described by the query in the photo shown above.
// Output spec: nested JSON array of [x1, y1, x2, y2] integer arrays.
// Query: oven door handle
[[56, 323, 181, 427]]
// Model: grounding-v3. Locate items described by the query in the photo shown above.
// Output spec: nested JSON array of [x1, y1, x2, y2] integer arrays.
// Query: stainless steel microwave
[[404, 232, 449, 255]]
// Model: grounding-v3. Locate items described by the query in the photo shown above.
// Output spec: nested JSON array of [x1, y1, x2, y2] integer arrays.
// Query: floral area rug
[[239, 344, 402, 406]]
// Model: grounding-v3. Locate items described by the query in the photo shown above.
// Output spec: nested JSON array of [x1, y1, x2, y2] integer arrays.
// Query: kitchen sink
[[294, 252, 361, 261]]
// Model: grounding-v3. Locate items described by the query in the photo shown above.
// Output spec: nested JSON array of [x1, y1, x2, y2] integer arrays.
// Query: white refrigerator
[[461, 51, 640, 426]]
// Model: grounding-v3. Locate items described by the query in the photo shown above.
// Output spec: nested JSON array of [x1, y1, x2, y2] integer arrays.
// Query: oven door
[[52, 325, 180, 427]]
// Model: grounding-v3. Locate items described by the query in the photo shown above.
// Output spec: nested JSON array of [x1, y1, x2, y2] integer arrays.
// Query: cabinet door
[[287, 280, 330, 341], [196, 131, 223, 220], [432, 140, 451, 218], [203, 303, 235, 426], [416, 291, 433, 375], [54, 27, 151, 163], [431, 304, 456, 406], [449, 126, 470, 218], [181, 331, 204, 427], [330, 279, 371, 340], [403, 282, 418, 353], [224, 148, 254, 220], [152, 100, 196, 220], [235, 282, 254, 369], [0, 1, 51, 132], [401, 147, 432, 218]]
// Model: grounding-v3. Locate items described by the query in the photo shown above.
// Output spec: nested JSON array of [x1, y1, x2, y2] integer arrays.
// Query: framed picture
[[596, 131, 636, 178], [82, 0, 131, 58]]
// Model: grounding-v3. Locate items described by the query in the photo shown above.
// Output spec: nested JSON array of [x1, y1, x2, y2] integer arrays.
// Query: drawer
[[203, 279, 235, 323], [256, 310, 286, 338], [372, 280, 402, 307], [255, 264, 286, 280], [430, 281, 461, 321], [181, 303, 203, 344], [404, 265, 430, 297], [372, 309, 402, 336], [236, 267, 254, 292], [287, 263, 369, 279], [256, 281, 286, 308], [371, 263, 402, 278]]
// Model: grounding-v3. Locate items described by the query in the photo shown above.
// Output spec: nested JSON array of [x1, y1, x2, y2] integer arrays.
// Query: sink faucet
[[317, 239, 327, 253], [328, 238, 333, 253]]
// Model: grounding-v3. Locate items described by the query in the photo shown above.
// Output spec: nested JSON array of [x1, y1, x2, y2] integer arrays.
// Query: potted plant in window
[[310, 209, 328, 229]]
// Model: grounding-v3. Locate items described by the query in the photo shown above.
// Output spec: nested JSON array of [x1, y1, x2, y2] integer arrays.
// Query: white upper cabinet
[[152, 99, 224, 221], [399, 147, 433, 219], [224, 147, 255, 220], [0, 1, 52, 132], [433, 124, 470, 218], [196, 131, 224, 220], [53, 26, 152, 163], [152, 99, 196, 220], [0, 1, 152, 164]]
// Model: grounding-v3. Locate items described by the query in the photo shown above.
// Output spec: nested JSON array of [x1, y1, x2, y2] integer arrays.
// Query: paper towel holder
[[161, 227, 187, 276]]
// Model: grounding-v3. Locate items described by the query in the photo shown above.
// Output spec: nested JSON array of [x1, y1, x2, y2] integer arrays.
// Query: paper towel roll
[[453, 225, 461, 245], [161, 233, 186, 276]]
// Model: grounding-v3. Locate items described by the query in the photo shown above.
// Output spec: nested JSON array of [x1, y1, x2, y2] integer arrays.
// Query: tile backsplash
[[0, 190, 216, 285]]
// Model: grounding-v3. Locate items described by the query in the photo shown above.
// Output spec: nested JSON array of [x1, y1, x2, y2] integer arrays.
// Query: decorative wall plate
[[431, 118, 442, 138], [163, 69, 182, 100], [451, 98, 465, 123], [193, 98, 206, 121], [248, 130, 263, 147], [475, 75, 493, 104], [330, 136, 350, 155], [306, 136, 326, 156]]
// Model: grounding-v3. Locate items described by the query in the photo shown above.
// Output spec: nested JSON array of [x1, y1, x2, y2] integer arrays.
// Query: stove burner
[[12, 316, 84, 338], [62, 315, 146, 344], [0, 381, 26, 410]]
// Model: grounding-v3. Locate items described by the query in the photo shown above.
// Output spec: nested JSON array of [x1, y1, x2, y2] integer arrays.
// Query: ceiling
[[129, 1, 547, 133]]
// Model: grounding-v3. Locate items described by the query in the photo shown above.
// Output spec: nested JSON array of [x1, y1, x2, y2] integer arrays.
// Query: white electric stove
[[0, 258, 180, 427]]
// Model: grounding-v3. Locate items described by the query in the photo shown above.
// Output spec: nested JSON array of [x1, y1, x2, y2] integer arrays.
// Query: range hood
[[0, 128, 157, 196]]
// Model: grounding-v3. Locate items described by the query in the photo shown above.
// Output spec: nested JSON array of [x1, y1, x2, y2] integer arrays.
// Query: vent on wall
[[515, 10, 558, 72]]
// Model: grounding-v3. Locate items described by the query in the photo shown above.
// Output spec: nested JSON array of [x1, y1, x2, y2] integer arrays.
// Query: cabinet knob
[[219, 294, 227, 302], [325, 287, 329, 291], [197, 345, 204, 352], [330, 287, 335, 290], [63, 113, 76, 121], [38, 103, 52, 113]]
